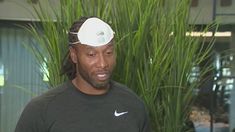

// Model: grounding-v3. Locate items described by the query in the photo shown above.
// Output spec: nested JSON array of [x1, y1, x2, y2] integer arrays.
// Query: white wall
[[0, 0, 58, 21], [189, 0, 235, 24], [189, 0, 213, 24], [0, 0, 235, 24]]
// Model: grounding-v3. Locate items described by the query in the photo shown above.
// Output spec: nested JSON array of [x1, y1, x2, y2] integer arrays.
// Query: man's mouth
[[95, 72, 109, 81]]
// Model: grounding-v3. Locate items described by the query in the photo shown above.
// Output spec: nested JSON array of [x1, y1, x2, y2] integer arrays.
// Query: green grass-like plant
[[23, 0, 215, 131]]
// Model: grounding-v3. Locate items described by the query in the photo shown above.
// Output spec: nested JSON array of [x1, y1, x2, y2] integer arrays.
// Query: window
[[41, 59, 49, 82], [0, 24, 47, 132], [0, 65, 4, 87], [0, 42, 3, 87], [220, 0, 232, 7], [191, 0, 198, 7]]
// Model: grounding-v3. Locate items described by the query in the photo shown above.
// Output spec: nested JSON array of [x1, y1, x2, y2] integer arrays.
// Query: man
[[15, 17, 151, 132]]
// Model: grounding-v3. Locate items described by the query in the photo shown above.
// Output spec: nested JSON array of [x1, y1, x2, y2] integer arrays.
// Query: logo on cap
[[97, 31, 105, 36]]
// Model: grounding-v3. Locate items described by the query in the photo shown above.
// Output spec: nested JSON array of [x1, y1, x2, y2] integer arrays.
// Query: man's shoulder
[[27, 81, 69, 109], [111, 81, 134, 94], [111, 81, 144, 104]]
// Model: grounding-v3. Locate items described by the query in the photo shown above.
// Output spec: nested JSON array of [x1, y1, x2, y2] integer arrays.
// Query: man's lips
[[95, 71, 110, 81]]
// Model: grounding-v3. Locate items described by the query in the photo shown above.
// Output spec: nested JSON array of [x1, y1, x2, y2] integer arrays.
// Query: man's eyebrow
[[84, 45, 95, 50], [84, 43, 114, 50], [105, 44, 115, 50], [107, 43, 114, 47]]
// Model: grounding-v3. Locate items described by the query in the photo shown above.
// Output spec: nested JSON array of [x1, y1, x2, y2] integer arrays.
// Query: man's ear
[[69, 47, 78, 63]]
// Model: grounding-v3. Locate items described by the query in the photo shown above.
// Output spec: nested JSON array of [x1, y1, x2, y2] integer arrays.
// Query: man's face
[[70, 41, 116, 89]]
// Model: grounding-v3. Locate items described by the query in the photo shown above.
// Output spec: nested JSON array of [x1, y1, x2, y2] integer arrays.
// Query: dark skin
[[69, 41, 116, 95]]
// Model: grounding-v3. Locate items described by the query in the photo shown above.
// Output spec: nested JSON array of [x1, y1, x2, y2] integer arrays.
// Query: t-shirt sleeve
[[15, 100, 46, 132], [140, 105, 152, 132]]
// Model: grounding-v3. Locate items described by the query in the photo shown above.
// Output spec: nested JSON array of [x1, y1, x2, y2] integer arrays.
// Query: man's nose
[[97, 54, 108, 68]]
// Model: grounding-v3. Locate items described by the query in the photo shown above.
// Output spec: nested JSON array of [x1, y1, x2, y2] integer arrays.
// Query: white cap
[[69, 17, 114, 46]]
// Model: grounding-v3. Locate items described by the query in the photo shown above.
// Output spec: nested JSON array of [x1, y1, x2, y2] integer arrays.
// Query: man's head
[[67, 17, 116, 90]]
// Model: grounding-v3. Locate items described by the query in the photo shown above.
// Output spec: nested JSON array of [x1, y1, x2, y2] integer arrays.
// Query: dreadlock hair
[[61, 16, 91, 80]]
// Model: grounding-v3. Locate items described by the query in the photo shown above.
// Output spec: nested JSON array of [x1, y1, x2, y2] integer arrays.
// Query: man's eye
[[106, 50, 113, 55], [87, 53, 96, 57]]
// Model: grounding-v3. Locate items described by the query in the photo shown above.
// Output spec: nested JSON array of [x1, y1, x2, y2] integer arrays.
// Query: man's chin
[[92, 80, 110, 89]]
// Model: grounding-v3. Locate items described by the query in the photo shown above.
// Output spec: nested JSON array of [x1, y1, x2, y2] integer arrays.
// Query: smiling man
[[15, 17, 151, 132]]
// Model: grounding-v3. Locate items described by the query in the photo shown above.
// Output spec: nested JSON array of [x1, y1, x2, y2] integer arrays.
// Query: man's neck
[[72, 78, 109, 95]]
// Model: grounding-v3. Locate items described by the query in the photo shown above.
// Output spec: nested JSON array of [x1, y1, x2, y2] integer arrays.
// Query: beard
[[76, 64, 112, 89]]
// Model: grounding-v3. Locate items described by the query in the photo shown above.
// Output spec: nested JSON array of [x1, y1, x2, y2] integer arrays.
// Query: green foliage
[[23, 0, 215, 131], [23, 0, 84, 87]]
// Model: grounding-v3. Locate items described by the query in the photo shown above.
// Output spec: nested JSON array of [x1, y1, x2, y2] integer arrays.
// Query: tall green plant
[[23, 0, 215, 131], [111, 0, 215, 131], [24, 0, 80, 87]]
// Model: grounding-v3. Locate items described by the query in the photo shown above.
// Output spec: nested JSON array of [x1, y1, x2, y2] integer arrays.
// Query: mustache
[[94, 70, 110, 74]]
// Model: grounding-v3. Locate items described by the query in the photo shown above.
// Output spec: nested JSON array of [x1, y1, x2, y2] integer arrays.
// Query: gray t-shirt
[[15, 81, 151, 132]]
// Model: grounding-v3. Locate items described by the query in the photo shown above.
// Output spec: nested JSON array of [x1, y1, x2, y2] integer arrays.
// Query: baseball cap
[[69, 17, 114, 46]]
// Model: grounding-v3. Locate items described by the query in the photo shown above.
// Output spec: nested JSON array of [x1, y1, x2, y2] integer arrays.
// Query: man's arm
[[140, 104, 152, 132], [142, 113, 152, 132], [15, 100, 46, 132]]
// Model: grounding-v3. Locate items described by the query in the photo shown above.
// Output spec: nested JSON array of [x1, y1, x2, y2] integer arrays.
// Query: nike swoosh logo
[[114, 110, 128, 117]]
